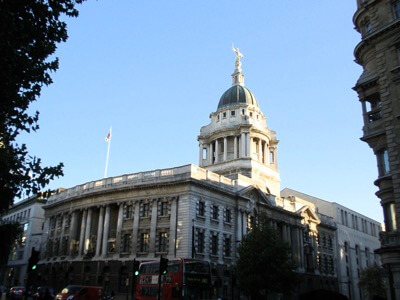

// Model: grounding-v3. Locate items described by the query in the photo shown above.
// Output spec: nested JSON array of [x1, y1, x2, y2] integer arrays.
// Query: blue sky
[[20, 1, 382, 223]]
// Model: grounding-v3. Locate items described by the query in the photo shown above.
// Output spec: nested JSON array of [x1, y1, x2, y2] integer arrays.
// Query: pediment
[[238, 185, 272, 206], [296, 205, 320, 225]]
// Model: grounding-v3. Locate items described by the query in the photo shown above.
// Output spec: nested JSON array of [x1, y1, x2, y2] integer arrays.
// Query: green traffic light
[[134, 270, 139, 276], [32, 265, 37, 270]]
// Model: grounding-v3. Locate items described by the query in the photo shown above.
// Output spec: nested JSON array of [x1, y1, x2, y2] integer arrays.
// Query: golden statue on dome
[[232, 46, 244, 70]]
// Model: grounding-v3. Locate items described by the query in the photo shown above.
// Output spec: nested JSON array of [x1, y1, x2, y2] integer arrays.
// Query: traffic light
[[133, 259, 140, 276], [28, 248, 40, 272], [160, 257, 169, 275]]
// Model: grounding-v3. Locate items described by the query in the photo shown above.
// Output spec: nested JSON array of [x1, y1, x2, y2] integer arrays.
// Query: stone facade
[[352, 0, 400, 298], [36, 165, 335, 298], [281, 188, 382, 300]]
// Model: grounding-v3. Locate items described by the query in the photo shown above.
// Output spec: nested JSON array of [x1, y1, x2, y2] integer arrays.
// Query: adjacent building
[[281, 188, 382, 300], [352, 0, 400, 298], [0, 194, 47, 287]]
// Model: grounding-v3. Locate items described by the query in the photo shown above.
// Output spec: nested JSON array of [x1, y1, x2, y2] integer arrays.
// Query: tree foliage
[[0, 0, 85, 213], [236, 214, 299, 299], [359, 265, 386, 300]]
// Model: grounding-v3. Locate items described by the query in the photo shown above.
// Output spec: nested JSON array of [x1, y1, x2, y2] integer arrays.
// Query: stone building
[[36, 53, 340, 298], [281, 188, 382, 300], [0, 194, 47, 287], [352, 0, 400, 298]]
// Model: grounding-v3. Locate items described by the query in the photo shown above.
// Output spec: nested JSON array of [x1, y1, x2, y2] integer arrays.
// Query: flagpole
[[104, 127, 112, 178]]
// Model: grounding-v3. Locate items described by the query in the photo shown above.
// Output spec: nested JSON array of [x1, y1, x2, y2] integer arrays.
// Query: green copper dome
[[217, 85, 258, 110]]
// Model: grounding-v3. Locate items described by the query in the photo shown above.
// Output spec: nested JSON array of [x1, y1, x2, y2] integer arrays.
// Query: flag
[[105, 128, 112, 142]]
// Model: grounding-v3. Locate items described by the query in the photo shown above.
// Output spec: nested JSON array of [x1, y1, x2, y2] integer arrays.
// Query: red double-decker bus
[[135, 258, 212, 300]]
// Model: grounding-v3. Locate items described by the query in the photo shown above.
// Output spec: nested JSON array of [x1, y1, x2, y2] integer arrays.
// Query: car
[[33, 287, 55, 300], [55, 286, 83, 300], [66, 286, 103, 300], [8, 286, 26, 300]]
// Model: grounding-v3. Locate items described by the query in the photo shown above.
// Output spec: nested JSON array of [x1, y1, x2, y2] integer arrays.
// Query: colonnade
[[46, 197, 178, 260], [199, 132, 276, 167]]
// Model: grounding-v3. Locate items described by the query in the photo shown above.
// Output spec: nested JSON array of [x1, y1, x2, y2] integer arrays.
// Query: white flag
[[105, 128, 112, 142]]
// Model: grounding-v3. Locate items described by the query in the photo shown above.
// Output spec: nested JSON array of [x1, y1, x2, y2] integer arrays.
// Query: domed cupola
[[218, 85, 258, 110]]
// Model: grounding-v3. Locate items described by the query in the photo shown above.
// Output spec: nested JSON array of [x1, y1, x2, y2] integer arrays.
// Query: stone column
[[241, 133, 246, 158], [209, 143, 214, 164], [132, 201, 140, 256], [115, 203, 124, 255], [234, 136, 238, 159], [287, 225, 292, 246], [242, 212, 247, 235], [78, 209, 87, 256], [84, 208, 92, 255], [246, 133, 251, 158], [264, 142, 269, 165], [258, 139, 263, 162], [149, 199, 158, 256], [236, 210, 242, 242], [168, 197, 178, 255], [102, 205, 111, 257], [199, 143, 203, 166], [215, 139, 219, 163], [299, 227, 305, 270], [58, 214, 66, 255], [282, 224, 288, 243], [223, 137, 227, 161], [95, 206, 104, 257], [68, 211, 78, 256]]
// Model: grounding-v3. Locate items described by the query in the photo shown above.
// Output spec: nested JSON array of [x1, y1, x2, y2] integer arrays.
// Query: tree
[[359, 265, 386, 300], [0, 0, 85, 213], [236, 214, 299, 299]]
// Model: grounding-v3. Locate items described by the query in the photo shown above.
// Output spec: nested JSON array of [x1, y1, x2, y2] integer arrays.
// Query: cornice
[[354, 19, 400, 64]]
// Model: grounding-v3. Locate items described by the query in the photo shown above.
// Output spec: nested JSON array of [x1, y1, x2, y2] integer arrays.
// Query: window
[[225, 208, 232, 223], [198, 201, 205, 217], [222, 112, 227, 118], [142, 203, 150, 217], [394, 0, 400, 18], [231, 110, 235, 117], [211, 234, 218, 255], [344, 241, 348, 253], [355, 215, 359, 230], [212, 204, 219, 220], [249, 112, 253, 117], [377, 149, 390, 176], [344, 211, 348, 226], [122, 233, 131, 253], [269, 151, 274, 164], [242, 109, 245, 115], [158, 232, 168, 252], [160, 202, 168, 216], [140, 233, 149, 252], [217, 114, 220, 121], [202, 148, 207, 160], [124, 205, 132, 219], [197, 231, 204, 253], [224, 236, 231, 257]]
